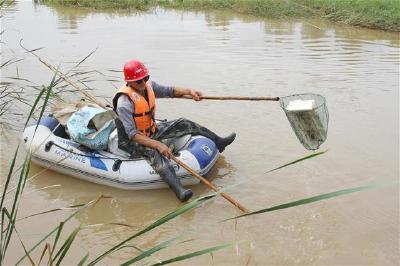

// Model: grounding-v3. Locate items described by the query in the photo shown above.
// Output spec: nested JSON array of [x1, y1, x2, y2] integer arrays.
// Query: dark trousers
[[116, 118, 220, 173]]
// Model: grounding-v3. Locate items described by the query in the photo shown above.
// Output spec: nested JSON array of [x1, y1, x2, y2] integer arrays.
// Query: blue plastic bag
[[67, 106, 116, 150]]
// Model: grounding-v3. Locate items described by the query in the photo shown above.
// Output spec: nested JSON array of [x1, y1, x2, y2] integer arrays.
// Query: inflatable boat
[[22, 116, 219, 190]]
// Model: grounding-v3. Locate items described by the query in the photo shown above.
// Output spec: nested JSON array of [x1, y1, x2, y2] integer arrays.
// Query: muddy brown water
[[1, 2, 399, 265]]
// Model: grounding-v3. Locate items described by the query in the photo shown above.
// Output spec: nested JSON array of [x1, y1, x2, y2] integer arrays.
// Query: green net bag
[[279, 93, 329, 150]]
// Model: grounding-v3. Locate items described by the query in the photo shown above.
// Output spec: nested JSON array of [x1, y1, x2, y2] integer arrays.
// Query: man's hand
[[188, 89, 203, 101], [133, 133, 173, 159], [155, 142, 174, 159], [174, 87, 203, 101]]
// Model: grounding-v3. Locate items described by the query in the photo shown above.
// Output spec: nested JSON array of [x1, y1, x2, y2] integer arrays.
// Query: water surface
[[1, 1, 399, 264]]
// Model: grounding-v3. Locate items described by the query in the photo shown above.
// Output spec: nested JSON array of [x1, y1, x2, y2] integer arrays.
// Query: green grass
[[297, 0, 400, 31], [160, 0, 312, 17], [40, 0, 157, 10], [40, 0, 400, 31]]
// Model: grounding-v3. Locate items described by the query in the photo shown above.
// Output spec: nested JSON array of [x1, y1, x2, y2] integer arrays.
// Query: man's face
[[128, 75, 150, 91]]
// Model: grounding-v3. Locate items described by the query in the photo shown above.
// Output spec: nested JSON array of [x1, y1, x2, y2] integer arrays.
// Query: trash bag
[[67, 106, 117, 150], [52, 100, 101, 126], [108, 129, 131, 158]]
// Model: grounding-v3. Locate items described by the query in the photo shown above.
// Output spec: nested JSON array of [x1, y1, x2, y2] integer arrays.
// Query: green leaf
[[17, 203, 86, 221], [2, 209, 35, 265], [227, 184, 378, 220], [34, 70, 57, 133], [51, 222, 65, 255], [23, 87, 45, 129], [75, 48, 98, 68], [87, 193, 217, 265], [20, 153, 32, 192], [265, 150, 327, 173], [15, 195, 106, 265], [77, 253, 89, 266], [120, 236, 180, 266], [53, 225, 81, 266], [150, 242, 235, 266], [37, 243, 51, 266], [1, 152, 31, 261], [0, 208, 11, 262], [0, 145, 20, 210]]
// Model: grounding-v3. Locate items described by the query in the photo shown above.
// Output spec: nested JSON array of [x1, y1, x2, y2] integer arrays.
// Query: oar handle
[[181, 95, 280, 101], [171, 156, 249, 213]]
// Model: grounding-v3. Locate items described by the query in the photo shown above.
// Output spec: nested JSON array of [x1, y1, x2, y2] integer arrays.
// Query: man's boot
[[215, 133, 236, 152], [159, 166, 193, 202]]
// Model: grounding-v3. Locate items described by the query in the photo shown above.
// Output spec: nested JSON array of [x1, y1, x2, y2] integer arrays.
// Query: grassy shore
[[41, 0, 399, 31]]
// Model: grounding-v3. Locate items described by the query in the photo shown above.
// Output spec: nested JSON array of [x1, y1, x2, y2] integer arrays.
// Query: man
[[113, 60, 236, 202]]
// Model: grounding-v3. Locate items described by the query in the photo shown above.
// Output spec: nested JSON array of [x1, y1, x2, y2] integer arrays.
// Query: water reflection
[[27, 155, 234, 226], [40, 0, 400, 49], [38, 2, 152, 34], [1, 0, 17, 13], [27, 165, 191, 224], [204, 11, 233, 31]]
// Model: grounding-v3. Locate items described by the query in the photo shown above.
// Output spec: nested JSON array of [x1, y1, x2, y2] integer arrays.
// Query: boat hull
[[22, 117, 219, 190]]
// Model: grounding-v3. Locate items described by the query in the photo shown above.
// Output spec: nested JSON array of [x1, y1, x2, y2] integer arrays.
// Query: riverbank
[[40, 0, 399, 31]]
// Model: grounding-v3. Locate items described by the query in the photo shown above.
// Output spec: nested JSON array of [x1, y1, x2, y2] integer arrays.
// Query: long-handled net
[[279, 93, 329, 150], [169, 93, 329, 150]]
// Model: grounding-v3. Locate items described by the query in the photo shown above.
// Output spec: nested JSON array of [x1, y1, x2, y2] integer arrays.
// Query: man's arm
[[151, 81, 202, 101], [132, 133, 173, 158], [173, 86, 203, 101]]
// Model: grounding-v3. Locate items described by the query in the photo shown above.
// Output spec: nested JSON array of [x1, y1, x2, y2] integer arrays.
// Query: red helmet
[[123, 60, 149, 82]]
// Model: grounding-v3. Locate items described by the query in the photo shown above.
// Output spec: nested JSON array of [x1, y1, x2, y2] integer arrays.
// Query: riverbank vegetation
[[40, 0, 400, 31]]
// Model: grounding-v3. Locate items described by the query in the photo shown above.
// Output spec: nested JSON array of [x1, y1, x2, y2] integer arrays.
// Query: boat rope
[[45, 141, 137, 162]]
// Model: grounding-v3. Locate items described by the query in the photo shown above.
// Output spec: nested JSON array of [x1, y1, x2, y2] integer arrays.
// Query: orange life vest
[[112, 83, 157, 137]]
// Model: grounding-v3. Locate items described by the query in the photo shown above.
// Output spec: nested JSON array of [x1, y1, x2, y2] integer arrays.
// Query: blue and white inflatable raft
[[22, 116, 219, 190]]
